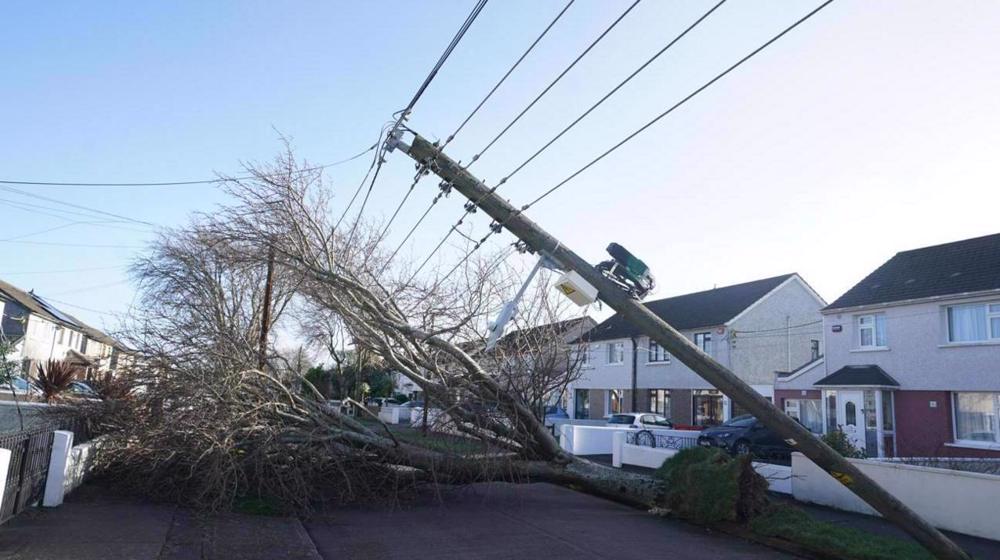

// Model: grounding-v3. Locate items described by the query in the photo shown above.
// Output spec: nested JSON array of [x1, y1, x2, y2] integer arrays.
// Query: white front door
[[837, 390, 866, 451]]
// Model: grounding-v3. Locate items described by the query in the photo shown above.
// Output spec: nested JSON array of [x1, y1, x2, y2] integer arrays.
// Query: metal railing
[[625, 429, 699, 451], [0, 427, 55, 524]]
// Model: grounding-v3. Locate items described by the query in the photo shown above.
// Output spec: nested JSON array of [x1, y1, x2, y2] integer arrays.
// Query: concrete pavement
[[0, 482, 790, 559]]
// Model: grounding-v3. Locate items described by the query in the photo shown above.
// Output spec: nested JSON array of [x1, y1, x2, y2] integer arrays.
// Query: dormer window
[[857, 314, 887, 349]]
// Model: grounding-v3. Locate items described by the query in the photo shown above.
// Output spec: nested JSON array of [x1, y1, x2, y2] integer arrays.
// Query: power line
[[464, 0, 642, 169], [441, 0, 575, 149], [493, 0, 726, 186], [0, 144, 377, 188], [0, 265, 127, 276], [0, 185, 154, 226], [350, 0, 489, 246], [409, 0, 834, 288], [0, 239, 143, 249], [407, 0, 715, 276], [524, 0, 835, 210], [40, 296, 122, 317], [383, 1, 575, 266]]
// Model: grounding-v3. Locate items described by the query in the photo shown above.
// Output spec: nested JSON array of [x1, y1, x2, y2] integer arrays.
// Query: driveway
[[0, 482, 791, 559]]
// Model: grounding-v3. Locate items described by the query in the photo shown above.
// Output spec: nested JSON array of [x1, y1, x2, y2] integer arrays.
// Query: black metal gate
[[0, 428, 54, 524]]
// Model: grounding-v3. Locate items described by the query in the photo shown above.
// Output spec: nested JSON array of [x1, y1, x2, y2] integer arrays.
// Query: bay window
[[947, 302, 1000, 343], [857, 314, 887, 348], [784, 398, 823, 434], [953, 392, 999, 444]]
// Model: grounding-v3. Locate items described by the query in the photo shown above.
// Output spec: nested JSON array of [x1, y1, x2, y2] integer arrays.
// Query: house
[[0, 278, 126, 379], [390, 316, 597, 406], [570, 274, 825, 426], [775, 233, 1000, 458]]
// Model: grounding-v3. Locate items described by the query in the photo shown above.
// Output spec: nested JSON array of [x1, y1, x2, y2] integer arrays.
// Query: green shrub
[[822, 429, 866, 458], [654, 447, 768, 524]]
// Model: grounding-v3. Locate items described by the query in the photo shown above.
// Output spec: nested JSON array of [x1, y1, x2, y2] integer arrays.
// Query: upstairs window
[[694, 332, 712, 354], [578, 345, 591, 366], [810, 339, 821, 361], [607, 342, 625, 365], [947, 302, 1000, 343], [648, 341, 670, 363], [857, 314, 887, 348]]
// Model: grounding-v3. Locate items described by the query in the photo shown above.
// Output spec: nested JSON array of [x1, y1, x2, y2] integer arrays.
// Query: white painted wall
[[377, 406, 409, 425], [610, 435, 792, 494], [822, 292, 1000, 391], [792, 452, 1000, 539], [559, 424, 628, 455]]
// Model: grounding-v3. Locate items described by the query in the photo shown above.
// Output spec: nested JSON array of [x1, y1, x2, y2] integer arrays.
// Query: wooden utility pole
[[258, 245, 276, 370], [395, 133, 969, 560]]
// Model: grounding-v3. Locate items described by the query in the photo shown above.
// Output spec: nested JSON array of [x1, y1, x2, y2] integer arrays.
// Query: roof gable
[[578, 274, 795, 342], [826, 233, 1000, 310]]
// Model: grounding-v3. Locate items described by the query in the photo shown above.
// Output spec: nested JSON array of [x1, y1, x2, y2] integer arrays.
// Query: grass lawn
[[750, 505, 934, 560]]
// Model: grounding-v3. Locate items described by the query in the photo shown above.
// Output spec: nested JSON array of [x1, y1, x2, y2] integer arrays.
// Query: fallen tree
[[77, 147, 658, 513]]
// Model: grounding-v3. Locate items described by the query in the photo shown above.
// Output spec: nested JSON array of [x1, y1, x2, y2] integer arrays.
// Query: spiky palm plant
[[36, 360, 79, 402]]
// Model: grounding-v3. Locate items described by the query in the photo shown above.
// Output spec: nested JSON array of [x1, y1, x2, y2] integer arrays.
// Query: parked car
[[400, 400, 425, 409], [606, 413, 673, 429], [67, 381, 100, 399], [367, 397, 400, 408], [697, 415, 793, 459], [1, 377, 41, 398]]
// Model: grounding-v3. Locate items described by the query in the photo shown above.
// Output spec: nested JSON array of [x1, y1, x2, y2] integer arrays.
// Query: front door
[[837, 390, 866, 451]]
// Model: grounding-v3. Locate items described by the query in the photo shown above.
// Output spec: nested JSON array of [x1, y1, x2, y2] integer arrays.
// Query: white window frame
[[856, 313, 887, 349], [578, 345, 591, 367], [694, 332, 711, 354], [952, 392, 1000, 446], [946, 301, 1000, 343], [607, 342, 625, 365], [647, 340, 670, 364]]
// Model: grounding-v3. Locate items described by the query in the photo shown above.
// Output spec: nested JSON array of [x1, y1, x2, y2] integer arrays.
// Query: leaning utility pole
[[393, 132, 968, 560]]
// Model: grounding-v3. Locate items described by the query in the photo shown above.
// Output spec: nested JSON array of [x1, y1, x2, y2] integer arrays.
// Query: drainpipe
[[630, 335, 638, 412]]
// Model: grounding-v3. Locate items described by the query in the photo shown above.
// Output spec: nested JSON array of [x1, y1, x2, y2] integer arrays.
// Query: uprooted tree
[[75, 148, 656, 513]]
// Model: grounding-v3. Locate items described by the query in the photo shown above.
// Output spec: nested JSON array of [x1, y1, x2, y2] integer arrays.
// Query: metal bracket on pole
[[485, 254, 560, 351]]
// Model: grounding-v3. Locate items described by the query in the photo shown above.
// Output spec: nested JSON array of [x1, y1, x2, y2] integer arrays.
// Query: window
[[648, 389, 670, 416], [810, 339, 821, 361], [607, 342, 625, 364], [857, 314, 887, 348], [57, 328, 64, 345], [574, 389, 590, 419], [785, 399, 823, 433], [692, 389, 723, 426], [647, 341, 670, 363], [578, 345, 591, 366], [825, 391, 838, 433], [844, 401, 857, 426], [953, 392, 999, 443], [694, 332, 712, 353], [947, 302, 1000, 343]]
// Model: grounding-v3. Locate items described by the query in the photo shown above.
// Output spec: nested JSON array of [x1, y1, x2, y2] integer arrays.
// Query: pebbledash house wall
[[568, 276, 825, 420], [816, 292, 1000, 457]]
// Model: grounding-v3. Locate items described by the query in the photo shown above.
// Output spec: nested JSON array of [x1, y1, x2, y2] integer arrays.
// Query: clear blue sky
[[2, 1, 999, 332]]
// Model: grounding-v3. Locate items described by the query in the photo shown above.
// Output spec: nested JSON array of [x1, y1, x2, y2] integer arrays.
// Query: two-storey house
[[775, 233, 1000, 458], [570, 274, 825, 426], [0, 278, 125, 378]]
